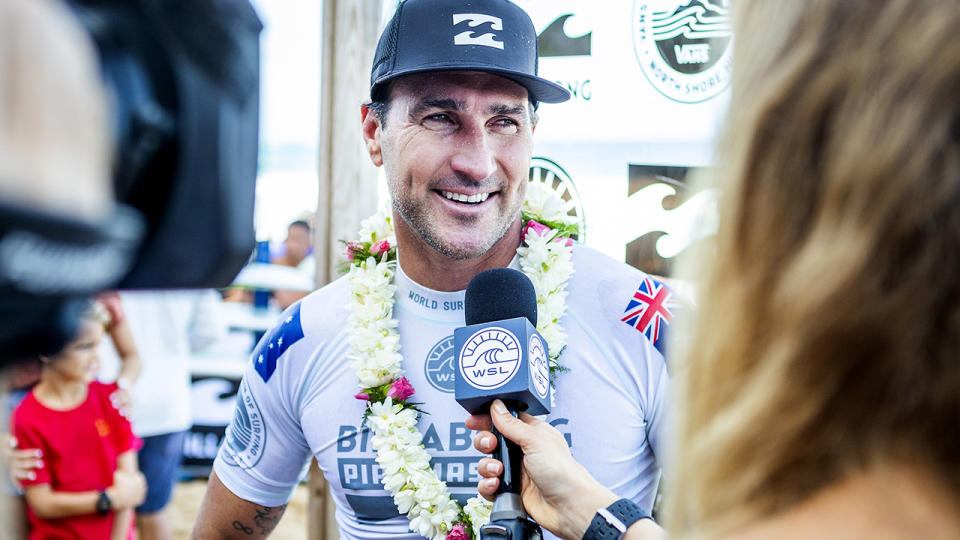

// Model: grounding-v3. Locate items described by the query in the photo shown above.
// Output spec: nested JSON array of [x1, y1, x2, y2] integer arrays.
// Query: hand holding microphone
[[466, 401, 621, 540], [456, 269, 664, 540], [454, 268, 551, 539]]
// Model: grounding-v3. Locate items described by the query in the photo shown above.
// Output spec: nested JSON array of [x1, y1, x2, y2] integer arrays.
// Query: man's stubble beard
[[392, 190, 523, 261]]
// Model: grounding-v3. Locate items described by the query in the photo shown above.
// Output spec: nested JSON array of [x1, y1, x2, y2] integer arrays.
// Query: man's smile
[[438, 190, 492, 204], [433, 189, 499, 207]]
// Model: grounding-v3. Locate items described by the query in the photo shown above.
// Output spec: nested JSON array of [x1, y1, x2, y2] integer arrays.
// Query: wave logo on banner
[[632, 0, 733, 103], [538, 14, 591, 57], [529, 157, 587, 242]]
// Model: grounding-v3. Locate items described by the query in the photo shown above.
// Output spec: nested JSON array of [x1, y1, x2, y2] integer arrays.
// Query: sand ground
[[168, 480, 310, 539]]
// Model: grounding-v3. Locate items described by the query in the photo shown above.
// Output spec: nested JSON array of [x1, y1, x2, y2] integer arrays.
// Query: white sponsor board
[[517, 0, 727, 268]]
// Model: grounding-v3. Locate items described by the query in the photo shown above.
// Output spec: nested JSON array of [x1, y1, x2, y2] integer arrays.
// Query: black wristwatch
[[582, 498, 649, 540], [96, 490, 112, 515]]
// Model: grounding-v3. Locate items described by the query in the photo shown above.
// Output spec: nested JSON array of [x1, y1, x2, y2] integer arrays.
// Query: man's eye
[[423, 113, 454, 126], [490, 117, 519, 133]]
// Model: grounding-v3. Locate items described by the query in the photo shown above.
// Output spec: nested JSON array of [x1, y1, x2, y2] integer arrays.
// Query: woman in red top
[[11, 302, 146, 539]]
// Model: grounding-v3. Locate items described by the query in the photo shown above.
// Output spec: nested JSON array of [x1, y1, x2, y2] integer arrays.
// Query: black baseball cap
[[371, 0, 571, 104]]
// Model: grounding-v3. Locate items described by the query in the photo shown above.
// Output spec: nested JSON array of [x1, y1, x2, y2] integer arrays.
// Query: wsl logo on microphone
[[632, 0, 732, 103], [529, 334, 550, 399], [459, 327, 522, 390]]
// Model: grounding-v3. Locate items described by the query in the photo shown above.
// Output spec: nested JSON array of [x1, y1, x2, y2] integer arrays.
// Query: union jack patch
[[622, 277, 680, 355]]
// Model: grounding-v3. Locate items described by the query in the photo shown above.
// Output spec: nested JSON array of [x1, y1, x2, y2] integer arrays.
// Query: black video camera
[[0, 0, 262, 362]]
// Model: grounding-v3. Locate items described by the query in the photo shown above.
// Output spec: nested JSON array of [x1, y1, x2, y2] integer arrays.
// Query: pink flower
[[345, 241, 363, 260], [556, 237, 574, 247], [446, 524, 468, 540], [354, 392, 370, 401], [371, 239, 391, 256], [387, 377, 415, 401], [523, 220, 551, 241]]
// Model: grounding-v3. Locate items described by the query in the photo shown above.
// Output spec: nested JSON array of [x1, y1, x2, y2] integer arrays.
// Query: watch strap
[[582, 498, 649, 540]]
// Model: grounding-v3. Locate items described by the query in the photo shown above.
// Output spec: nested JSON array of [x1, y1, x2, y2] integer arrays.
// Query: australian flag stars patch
[[253, 302, 305, 382], [621, 276, 681, 356]]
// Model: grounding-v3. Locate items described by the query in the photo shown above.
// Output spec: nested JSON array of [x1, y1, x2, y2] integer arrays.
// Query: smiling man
[[193, 1, 672, 539]]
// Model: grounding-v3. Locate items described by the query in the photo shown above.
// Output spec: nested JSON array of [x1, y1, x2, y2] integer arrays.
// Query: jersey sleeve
[[605, 266, 679, 464], [213, 302, 313, 507], [642, 349, 670, 461], [10, 405, 52, 487]]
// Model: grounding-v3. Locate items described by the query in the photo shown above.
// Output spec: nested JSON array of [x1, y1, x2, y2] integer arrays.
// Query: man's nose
[[449, 126, 496, 182]]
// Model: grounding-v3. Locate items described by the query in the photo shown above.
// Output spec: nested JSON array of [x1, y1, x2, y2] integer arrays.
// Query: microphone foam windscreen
[[464, 268, 538, 327]]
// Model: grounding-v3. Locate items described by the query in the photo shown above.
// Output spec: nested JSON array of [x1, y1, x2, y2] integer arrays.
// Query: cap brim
[[373, 65, 571, 104]]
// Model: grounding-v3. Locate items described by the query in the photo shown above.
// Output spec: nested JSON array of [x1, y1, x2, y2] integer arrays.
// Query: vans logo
[[674, 43, 711, 64], [452, 13, 504, 50], [632, 0, 733, 103]]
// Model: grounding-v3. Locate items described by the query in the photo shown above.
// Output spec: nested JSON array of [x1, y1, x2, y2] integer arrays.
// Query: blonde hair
[[0, 0, 112, 220], [669, 0, 960, 535]]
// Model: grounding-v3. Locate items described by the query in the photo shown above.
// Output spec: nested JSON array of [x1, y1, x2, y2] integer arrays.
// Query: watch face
[[97, 491, 112, 514]]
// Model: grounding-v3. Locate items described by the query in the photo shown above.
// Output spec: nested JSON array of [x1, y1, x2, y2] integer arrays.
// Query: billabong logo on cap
[[452, 13, 505, 50]]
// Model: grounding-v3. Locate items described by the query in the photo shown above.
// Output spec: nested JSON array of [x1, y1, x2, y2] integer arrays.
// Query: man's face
[[371, 72, 535, 260], [285, 224, 311, 261]]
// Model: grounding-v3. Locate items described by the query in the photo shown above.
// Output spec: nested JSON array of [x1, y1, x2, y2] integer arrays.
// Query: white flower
[[393, 488, 416, 513], [410, 511, 447, 540], [524, 182, 573, 224], [464, 496, 493, 537], [357, 209, 396, 244]]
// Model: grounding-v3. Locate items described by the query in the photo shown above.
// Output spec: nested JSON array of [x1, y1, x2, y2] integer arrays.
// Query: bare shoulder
[[191, 470, 288, 539]]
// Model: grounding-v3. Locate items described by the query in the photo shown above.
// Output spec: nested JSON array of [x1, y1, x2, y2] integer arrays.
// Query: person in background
[[7, 290, 220, 540], [271, 220, 314, 273], [4, 292, 140, 539], [10, 301, 146, 540], [224, 219, 315, 309], [469, 0, 960, 538], [95, 290, 226, 540], [271, 220, 315, 309]]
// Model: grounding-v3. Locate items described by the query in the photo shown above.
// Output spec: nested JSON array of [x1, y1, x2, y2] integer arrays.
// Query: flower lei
[[343, 183, 577, 540]]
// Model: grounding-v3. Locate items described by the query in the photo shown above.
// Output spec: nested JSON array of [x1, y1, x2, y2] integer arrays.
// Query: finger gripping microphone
[[455, 268, 551, 540]]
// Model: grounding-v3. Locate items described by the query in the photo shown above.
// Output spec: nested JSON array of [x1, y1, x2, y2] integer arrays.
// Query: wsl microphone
[[455, 268, 552, 416], [455, 268, 550, 540]]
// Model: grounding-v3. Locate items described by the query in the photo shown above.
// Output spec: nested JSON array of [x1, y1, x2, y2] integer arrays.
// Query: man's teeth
[[441, 191, 490, 204]]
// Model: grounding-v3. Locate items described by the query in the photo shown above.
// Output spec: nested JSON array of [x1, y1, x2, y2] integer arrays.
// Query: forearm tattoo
[[231, 504, 287, 536]]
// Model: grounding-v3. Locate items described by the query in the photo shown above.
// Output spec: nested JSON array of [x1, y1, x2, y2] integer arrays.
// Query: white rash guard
[[214, 245, 674, 539]]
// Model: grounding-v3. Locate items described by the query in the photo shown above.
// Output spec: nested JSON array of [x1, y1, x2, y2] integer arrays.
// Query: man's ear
[[361, 103, 383, 167]]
